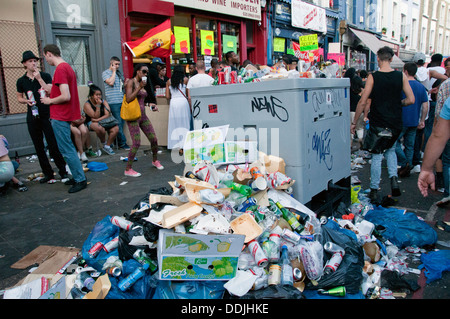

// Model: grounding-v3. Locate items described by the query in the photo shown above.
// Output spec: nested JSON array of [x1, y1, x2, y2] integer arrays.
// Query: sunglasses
[[141, 70, 148, 74]]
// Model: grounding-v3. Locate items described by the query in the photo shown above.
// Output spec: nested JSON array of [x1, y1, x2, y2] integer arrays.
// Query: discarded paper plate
[[161, 202, 203, 229], [230, 213, 263, 243]]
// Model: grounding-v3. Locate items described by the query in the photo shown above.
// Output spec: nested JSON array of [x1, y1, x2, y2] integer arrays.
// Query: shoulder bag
[[120, 94, 141, 122], [98, 104, 119, 130]]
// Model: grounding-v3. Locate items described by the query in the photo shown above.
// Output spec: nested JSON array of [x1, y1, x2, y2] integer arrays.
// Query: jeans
[[442, 139, 450, 197], [370, 145, 398, 190], [27, 117, 67, 178], [51, 119, 86, 183], [395, 126, 417, 168], [109, 102, 128, 147]]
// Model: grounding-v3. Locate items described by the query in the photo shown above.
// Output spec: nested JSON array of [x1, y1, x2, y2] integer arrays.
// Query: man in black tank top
[[351, 46, 415, 203]]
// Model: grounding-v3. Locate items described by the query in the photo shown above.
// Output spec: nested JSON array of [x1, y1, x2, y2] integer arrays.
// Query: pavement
[[0, 144, 449, 299]]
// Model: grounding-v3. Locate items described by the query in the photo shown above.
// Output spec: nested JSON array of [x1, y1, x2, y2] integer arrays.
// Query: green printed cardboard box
[[157, 229, 245, 280]]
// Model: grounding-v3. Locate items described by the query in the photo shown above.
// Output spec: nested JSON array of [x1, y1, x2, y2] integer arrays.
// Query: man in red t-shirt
[[41, 44, 87, 193]]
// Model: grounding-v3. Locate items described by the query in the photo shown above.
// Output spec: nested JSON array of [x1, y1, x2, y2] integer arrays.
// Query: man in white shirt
[[187, 61, 214, 90]]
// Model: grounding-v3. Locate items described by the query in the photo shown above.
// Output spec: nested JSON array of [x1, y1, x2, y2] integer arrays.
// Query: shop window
[[171, 13, 194, 68], [221, 22, 240, 60], [195, 18, 218, 63], [55, 35, 93, 85]]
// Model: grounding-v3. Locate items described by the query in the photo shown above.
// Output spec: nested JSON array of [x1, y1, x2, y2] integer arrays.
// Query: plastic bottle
[[275, 202, 304, 233], [280, 245, 293, 286], [118, 263, 149, 291], [231, 182, 253, 197]]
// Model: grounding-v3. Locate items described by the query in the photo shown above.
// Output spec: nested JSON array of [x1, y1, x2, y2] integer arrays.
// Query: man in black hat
[[16, 50, 68, 183]]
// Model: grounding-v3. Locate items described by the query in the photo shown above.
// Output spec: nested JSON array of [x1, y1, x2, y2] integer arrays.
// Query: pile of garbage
[[4, 149, 446, 300]]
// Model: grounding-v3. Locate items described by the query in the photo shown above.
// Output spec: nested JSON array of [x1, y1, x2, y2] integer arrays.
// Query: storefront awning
[[349, 27, 404, 69]]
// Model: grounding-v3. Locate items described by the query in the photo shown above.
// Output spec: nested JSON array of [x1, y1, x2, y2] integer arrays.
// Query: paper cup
[[251, 177, 267, 191]]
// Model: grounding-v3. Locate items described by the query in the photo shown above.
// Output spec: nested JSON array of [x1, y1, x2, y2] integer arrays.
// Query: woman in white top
[[166, 65, 191, 154]]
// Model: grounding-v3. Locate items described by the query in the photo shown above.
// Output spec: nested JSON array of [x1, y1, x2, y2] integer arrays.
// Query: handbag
[[120, 94, 141, 121], [98, 104, 119, 129], [99, 115, 119, 130], [362, 125, 400, 154]]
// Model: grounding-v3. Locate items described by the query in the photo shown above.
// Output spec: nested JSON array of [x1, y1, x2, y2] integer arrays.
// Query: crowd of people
[[349, 47, 449, 207], [2, 44, 449, 204]]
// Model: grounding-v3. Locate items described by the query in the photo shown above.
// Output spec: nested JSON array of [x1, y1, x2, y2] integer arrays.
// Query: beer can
[[88, 242, 104, 258], [103, 236, 119, 253], [237, 197, 257, 212], [230, 71, 237, 84], [268, 264, 281, 285], [324, 251, 344, 274], [237, 75, 243, 83], [218, 71, 225, 84], [248, 239, 268, 267], [293, 268, 303, 281], [38, 88, 46, 98], [247, 69, 254, 78], [238, 67, 247, 77], [269, 232, 281, 247], [110, 216, 133, 230], [107, 267, 121, 277], [27, 90, 36, 105], [281, 228, 301, 244], [223, 66, 231, 84]]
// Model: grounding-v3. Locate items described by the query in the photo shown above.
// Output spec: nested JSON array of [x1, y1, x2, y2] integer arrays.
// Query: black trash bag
[[380, 270, 420, 292], [224, 285, 304, 299], [306, 223, 365, 294], [118, 226, 149, 261]]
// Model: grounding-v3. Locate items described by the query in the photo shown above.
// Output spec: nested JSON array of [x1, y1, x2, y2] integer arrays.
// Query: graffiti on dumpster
[[311, 129, 333, 170], [311, 89, 343, 112], [250, 96, 289, 122], [192, 100, 209, 128]]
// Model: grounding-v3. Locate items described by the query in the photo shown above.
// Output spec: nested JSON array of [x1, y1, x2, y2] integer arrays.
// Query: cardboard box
[[157, 229, 245, 281], [183, 125, 258, 165]]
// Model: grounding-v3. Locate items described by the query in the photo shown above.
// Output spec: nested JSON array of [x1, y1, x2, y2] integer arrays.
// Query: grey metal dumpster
[[189, 78, 351, 211]]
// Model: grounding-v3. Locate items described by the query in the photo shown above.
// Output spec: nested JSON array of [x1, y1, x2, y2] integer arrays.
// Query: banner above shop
[[291, 0, 326, 33], [162, 0, 261, 21]]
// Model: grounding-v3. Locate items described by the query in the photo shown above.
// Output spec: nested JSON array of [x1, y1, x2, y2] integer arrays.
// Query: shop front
[[118, 0, 267, 79], [118, 0, 267, 146]]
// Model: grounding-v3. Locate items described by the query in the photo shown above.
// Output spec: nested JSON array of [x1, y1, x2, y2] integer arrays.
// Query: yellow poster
[[299, 34, 318, 51], [174, 26, 190, 54], [274, 37, 285, 52], [201, 30, 215, 55]]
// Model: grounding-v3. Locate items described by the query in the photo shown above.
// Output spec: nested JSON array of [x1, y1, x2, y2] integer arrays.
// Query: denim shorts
[[0, 161, 15, 184]]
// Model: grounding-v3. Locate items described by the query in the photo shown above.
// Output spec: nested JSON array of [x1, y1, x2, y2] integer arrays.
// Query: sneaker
[[68, 180, 87, 193], [80, 152, 88, 162], [410, 164, 421, 173], [152, 160, 164, 170], [103, 145, 115, 155], [124, 169, 141, 177], [120, 144, 130, 150], [86, 149, 97, 157]]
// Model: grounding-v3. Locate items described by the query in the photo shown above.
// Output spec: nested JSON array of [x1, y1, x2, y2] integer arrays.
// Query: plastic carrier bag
[[418, 250, 450, 284], [81, 215, 120, 272], [364, 206, 437, 248], [106, 259, 156, 299]]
